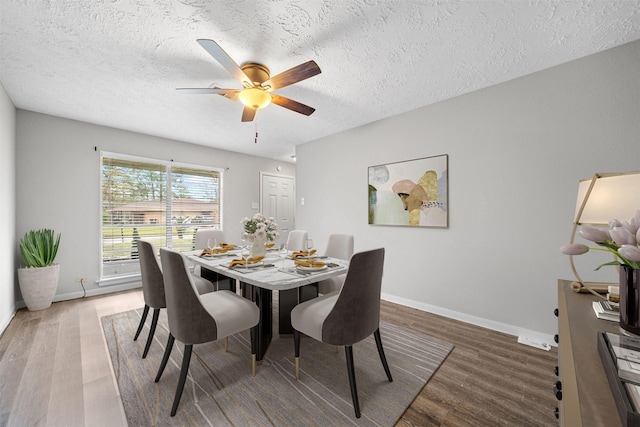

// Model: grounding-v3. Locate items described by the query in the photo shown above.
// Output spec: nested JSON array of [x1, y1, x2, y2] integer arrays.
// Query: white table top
[[188, 250, 349, 291]]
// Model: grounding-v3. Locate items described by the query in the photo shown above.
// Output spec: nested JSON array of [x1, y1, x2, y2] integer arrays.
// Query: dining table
[[188, 248, 349, 361]]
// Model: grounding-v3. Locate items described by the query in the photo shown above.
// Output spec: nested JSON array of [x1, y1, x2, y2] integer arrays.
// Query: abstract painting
[[368, 154, 448, 227]]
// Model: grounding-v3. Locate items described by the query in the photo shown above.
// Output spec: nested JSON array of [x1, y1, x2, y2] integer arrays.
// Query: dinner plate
[[244, 261, 264, 268], [297, 264, 327, 271], [203, 251, 232, 257]]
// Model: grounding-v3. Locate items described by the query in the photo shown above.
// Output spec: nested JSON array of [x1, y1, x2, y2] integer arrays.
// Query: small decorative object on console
[[561, 210, 640, 334], [598, 332, 640, 425]]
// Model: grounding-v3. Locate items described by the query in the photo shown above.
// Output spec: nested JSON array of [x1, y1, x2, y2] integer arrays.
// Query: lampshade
[[574, 171, 640, 225], [568, 171, 640, 295], [238, 88, 271, 109]]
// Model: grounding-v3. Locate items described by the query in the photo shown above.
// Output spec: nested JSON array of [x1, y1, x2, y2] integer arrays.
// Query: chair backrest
[[159, 248, 218, 345], [138, 240, 166, 309], [322, 248, 385, 346], [286, 230, 308, 252], [194, 229, 225, 250], [324, 234, 354, 260]]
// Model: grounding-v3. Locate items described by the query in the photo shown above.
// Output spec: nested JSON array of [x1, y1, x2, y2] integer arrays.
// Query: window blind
[[101, 154, 222, 280]]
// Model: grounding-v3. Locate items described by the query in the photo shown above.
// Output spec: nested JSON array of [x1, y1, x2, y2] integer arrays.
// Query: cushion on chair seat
[[199, 290, 260, 339], [191, 274, 215, 294], [290, 291, 340, 342]]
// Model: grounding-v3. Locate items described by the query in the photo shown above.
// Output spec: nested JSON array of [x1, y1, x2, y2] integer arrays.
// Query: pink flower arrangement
[[561, 210, 640, 270], [241, 213, 279, 242]]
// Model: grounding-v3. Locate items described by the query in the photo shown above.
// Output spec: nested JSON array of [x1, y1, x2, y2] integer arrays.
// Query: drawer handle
[[554, 381, 562, 400]]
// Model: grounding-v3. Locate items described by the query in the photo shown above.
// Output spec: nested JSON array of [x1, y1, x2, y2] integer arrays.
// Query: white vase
[[250, 237, 267, 259], [17, 264, 60, 311]]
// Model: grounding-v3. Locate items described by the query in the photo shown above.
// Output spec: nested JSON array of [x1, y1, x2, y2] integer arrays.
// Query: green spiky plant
[[19, 229, 61, 268]]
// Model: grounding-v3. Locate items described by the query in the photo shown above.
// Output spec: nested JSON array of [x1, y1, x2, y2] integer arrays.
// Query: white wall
[[15, 111, 295, 302], [296, 40, 640, 343], [0, 83, 16, 334]]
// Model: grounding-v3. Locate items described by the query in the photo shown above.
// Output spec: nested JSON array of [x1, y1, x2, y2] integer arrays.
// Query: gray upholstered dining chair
[[286, 230, 308, 252], [155, 247, 260, 417], [134, 240, 215, 359], [193, 228, 225, 251], [192, 228, 235, 291], [291, 247, 393, 419], [317, 234, 354, 295]]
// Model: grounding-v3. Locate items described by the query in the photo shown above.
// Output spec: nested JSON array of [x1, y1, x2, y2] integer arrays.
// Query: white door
[[261, 173, 295, 243]]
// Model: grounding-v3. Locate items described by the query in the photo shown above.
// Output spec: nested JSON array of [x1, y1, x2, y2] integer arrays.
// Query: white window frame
[[98, 151, 224, 286]]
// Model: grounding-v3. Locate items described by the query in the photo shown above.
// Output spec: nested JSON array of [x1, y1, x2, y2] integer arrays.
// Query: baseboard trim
[[381, 292, 556, 348], [9, 285, 555, 349], [14, 281, 143, 310], [0, 309, 16, 338]]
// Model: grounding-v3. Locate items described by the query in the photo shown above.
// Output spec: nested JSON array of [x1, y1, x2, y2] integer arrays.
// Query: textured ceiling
[[2, 1, 640, 162]]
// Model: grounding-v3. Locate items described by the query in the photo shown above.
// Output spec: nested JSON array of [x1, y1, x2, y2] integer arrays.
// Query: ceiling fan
[[178, 39, 321, 122]]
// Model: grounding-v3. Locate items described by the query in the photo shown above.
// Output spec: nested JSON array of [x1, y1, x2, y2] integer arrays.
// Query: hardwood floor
[[0, 290, 558, 426], [384, 303, 558, 426]]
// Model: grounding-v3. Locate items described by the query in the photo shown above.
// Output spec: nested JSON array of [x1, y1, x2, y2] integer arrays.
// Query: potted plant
[[18, 229, 61, 311]]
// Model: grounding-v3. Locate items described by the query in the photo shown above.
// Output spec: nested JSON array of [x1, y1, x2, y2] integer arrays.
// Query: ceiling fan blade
[[261, 60, 321, 91], [271, 94, 316, 116], [241, 106, 257, 122], [197, 39, 252, 88], [176, 87, 239, 96], [225, 91, 240, 102]]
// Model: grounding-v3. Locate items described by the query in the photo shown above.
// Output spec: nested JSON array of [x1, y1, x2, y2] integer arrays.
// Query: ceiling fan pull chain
[[254, 117, 258, 144]]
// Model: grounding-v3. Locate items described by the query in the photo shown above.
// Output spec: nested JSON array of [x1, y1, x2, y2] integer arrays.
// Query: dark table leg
[[240, 282, 318, 359], [242, 282, 272, 361], [278, 284, 318, 334], [200, 267, 235, 292]]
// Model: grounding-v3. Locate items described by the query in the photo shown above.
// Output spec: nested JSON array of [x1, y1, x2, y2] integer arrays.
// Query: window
[[100, 153, 222, 282]]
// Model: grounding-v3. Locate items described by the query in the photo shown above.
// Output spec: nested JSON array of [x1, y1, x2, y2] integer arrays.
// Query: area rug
[[102, 308, 452, 426]]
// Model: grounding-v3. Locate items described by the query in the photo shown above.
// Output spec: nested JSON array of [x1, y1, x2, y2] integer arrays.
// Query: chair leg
[[155, 333, 175, 383], [142, 308, 160, 358], [374, 328, 393, 382], [170, 344, 193, 417], [224, 336, 229, 352], [133, 305, 150, 341], [345, 345, 361, 418], [294, 329, 301, 380], [250, 325, 257, 377]]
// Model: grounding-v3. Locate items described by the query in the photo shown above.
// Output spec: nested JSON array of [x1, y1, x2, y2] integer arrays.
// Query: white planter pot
[[17, 264, 60, 311]]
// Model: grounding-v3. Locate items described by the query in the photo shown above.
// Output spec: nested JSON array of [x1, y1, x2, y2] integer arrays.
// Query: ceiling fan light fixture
[[239, 88, 271, 109], [183, 40, 320, 122]]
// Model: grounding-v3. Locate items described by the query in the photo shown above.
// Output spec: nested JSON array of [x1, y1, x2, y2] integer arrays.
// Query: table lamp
[[569, 171, 640, 295]]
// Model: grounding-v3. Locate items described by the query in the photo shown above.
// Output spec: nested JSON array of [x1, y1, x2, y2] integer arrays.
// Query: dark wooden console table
[[558, 279, 622, 426]]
